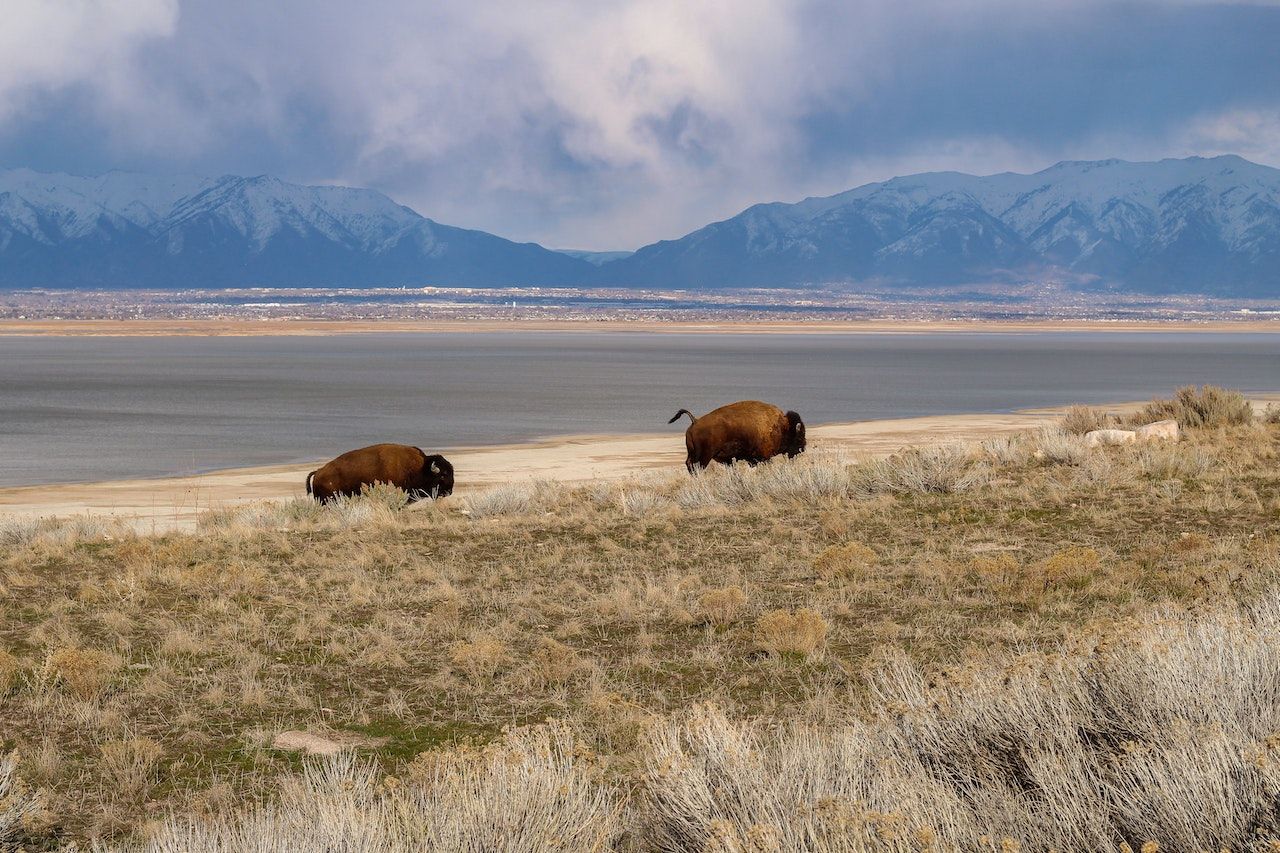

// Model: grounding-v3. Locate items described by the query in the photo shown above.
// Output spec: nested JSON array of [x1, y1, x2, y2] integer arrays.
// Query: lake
[[1, 331, 1277, 486]]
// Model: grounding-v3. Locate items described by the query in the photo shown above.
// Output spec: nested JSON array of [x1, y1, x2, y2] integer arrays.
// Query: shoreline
[[0, 402, 1157, 527], [3, 317, 1280, 337], [6, 396, 1277, 532], [0, 409, 1073, 531]]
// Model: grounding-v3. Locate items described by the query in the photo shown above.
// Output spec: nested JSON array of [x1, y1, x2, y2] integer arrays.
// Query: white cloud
[[0, 0, 176, 120], [1178, 108, 1280, 166], [0, 0, 1276, 247]]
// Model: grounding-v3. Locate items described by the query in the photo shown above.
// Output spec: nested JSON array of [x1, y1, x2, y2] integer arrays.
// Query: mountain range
[[1, 156, 1278, 295], [0, 169, 590, 288]]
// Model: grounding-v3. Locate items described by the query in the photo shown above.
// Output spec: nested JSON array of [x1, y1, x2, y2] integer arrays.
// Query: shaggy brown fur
[[669, 401, 806, 472], [306, 444, 454, 503]]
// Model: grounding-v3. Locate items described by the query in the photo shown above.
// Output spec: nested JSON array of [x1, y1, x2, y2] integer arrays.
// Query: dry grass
[[118, 723, 621, 852], [1125, 384, 1255, 430], [0, 391, 1278, 848], [1060, 404, 1114, 435], [0, 752, 41, 847], [89, 594, 1280, 852], [641, 596, 1280, 852]]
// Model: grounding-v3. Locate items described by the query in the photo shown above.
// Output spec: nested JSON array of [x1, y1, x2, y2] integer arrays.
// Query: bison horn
[[430, 461, 440, 474]]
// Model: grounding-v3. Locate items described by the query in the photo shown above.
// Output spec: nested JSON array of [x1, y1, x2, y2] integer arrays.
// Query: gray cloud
[[1, 0, 1278, 248]]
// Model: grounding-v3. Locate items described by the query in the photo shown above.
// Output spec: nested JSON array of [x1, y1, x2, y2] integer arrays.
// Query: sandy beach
[[0, 408, 1083, 532], [3, 317, 1280, 337], [4, 380, 1276, 532], [8, 400, 1246, 532]]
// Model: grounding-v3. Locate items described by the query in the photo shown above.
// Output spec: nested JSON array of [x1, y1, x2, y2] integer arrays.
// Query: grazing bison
[[306, 444, 454, 503], [668, 400, 806, 472]]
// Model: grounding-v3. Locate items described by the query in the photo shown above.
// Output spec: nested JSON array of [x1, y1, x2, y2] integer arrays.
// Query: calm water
[[1, 331, 1277, 486]]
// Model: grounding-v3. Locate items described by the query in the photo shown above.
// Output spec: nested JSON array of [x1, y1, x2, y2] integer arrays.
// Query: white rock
[[1084, 429, 1137, 447], [272, 731, 343, 756], [1135, 419, 1179, 442]]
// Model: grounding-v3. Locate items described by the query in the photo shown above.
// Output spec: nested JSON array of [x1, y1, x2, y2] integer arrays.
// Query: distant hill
[[553, 249, 634, 266], [598, 156, 1280, 296], [3, 157, 1279, 294], [0, 169, 592, 288]]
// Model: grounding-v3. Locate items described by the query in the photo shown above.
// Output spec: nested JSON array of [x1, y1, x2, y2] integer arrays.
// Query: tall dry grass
[[641, 597, 1280, 852], [90, 595, 1280, 852], [0, 753, 40, 847], [0, 392, 1276, 848], [115, 723, 620, 853], [1125, 384, 1255, 430]]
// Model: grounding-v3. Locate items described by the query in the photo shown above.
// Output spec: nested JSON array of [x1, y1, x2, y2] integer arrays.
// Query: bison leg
[[712, 441, 748, 466]]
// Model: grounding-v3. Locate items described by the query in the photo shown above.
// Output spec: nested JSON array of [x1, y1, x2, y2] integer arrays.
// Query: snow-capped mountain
[[3, 157, 1278, 294], [599, 155, 1280, 296], [0, 170, 591, 288]]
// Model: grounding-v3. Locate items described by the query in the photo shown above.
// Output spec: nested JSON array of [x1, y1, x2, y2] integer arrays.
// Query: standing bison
[[306, 444, 454, 503], [668, 400, 806, 472]]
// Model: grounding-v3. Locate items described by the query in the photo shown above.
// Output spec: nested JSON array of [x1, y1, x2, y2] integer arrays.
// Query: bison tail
[[305, 470, 315, 496], [668, 408, 697, 425]]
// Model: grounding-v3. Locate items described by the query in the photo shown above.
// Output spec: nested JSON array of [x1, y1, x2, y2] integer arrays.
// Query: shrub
[[0, 754, 40, 847], [674, 454, 856, 508], [753, 609, 828, 658], [1127, 385, 1253, 430], [0, 649, 20, 695], [642, 597, 1280, 853], [1061, 404, 1112, 435], [100, 737, 164, 800], [1135, 445, 1213, 480], [0, 515, 122, 547], [200, 498, 323, 531], [464, 482, 551, 518], [528, 637, 581, 686], [449, 635, 507, 683], [858, 444, 990, 494], [1039, 546, 1101, 589], [813, 541, 879, 581], [617, 489, 670, 516], [697, 586, 748, 626], [1032, 426, 1091, 466], [120, 724, 621, 852], [981, 433, 1031, 466], [43, 647, 123, 698], [0, 517, 42, 548]]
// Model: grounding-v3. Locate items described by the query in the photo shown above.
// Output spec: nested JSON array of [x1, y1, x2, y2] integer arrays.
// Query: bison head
[[784, 411, 806, 457], [423, 454, 455, 498]]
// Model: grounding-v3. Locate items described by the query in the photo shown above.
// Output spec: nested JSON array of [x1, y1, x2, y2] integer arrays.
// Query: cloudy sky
[[2, 1, 1279, 249]]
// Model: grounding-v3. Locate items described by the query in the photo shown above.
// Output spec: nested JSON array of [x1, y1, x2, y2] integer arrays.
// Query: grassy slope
[[0, 400, 1278, 847]]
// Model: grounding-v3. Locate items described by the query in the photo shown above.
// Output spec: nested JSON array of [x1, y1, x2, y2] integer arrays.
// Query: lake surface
[[1, 331, 1278, 486]]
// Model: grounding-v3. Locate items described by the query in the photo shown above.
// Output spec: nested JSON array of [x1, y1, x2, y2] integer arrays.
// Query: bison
[[668, 400, 806, 472], [306, 443, 454, 503]]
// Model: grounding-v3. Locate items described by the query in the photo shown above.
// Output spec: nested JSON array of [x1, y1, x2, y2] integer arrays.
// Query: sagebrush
[[0, 396, 1276, 848]]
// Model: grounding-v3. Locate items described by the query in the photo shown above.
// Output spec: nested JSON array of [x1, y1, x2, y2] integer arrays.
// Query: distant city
[[3, 284, 1276, 325]]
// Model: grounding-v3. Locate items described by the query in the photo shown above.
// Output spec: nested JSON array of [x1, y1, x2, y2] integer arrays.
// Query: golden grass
[[1125, 384, 1255, 430], [0, 393, 1277, 847]]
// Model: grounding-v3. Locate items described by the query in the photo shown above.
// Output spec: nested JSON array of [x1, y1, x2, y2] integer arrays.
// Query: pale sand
[[5, 397, 1276, 532], [0, 406, 1126, 532], [2, 317, 1280, 337]]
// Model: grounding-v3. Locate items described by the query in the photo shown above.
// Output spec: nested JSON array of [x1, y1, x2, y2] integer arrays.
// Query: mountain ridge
[[1, 156, 1278, 295], [597, 155, 1280, 296], [0, 168, 592, 288]]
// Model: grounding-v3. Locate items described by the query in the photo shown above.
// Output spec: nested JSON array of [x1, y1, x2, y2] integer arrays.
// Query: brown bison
[[306, 443, 454, 503], [668, 400, 806, 472]]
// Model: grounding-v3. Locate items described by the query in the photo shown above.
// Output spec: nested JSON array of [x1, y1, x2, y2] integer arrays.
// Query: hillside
[[1, 390, 1279, 849], [4, 157, 1280, 294], [0, 169, 592, 288], [600, 155, 1280, 295]]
